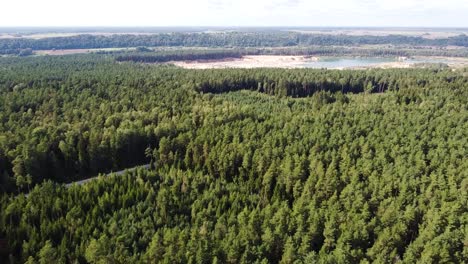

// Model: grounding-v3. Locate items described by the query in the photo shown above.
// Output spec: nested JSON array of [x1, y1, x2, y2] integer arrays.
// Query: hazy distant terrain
[[1, 26, 467, 35], [1, 27, 467, 70]]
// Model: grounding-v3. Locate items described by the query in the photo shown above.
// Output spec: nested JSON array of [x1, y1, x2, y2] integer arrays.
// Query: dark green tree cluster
[[0, 55, 467, 263], [0, 56, 194, 191], [115, 50, 243, 63], [191, 68, 466, 97]]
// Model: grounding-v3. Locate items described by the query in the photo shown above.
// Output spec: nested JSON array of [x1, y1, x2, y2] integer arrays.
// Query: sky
[[1, 0, 467, 27]]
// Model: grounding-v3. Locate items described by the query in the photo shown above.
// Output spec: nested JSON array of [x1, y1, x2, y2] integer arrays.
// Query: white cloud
[[0, 0, 466, 27]]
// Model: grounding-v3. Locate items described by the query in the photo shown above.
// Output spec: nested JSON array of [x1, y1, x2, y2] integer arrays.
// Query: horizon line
[[1, 26, 468, 29]]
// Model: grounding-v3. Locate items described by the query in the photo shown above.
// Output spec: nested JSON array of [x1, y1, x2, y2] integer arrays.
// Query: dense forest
[[0, 55, 466, 191], [0, 55, 467, 263], [1, 32, 468, 55]]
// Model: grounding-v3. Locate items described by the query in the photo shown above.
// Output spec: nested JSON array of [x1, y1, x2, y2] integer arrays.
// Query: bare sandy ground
[[173, 55, 319, 69], [173, 55, 468, 69]]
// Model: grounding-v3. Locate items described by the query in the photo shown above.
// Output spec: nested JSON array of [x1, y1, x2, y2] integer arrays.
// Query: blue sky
[[1, 0, 467, 27]]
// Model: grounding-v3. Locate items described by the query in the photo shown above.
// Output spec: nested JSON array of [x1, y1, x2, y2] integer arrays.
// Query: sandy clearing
[[172, 55, 468, 69], [172, 55, 319, 69]]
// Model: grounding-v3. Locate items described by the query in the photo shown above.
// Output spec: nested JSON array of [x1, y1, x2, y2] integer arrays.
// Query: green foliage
[[38, 241, 59, 264], [0, 55, 466, 263]]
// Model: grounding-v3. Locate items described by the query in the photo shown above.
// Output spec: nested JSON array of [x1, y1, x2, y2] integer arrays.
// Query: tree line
[[115, 50, 243, 63], [1, 32, 468, 54]]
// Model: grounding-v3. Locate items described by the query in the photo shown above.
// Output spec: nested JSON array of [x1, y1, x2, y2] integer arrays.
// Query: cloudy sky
[[1, 0, 467, 27]]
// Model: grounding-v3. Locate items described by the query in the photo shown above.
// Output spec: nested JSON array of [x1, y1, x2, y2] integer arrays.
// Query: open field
[[0, 32, 80, 39], [34, 47, 136, 55], [0, 32, 160, 39]]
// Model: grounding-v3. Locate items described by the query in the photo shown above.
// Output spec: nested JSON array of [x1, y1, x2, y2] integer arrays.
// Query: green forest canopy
[[0, 55, 467, 263]]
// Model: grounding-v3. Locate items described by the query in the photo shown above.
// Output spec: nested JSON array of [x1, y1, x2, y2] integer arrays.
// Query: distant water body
[[301, 57, 452, 69]]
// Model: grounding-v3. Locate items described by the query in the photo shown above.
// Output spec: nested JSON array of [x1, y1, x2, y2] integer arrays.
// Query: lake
[[301, 57, 454, 68]]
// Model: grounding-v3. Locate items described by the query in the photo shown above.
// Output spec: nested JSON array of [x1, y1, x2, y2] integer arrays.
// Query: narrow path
[[21, 164, 151, 197], [65, 164, 151, 187]]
